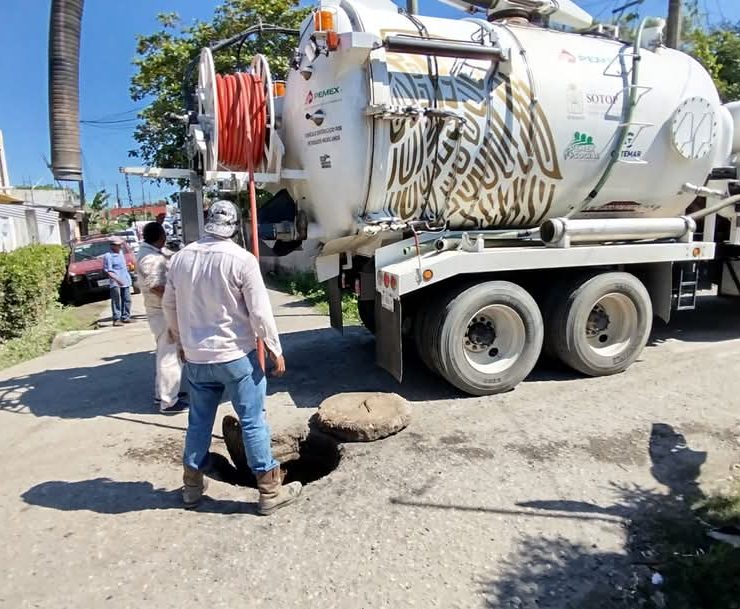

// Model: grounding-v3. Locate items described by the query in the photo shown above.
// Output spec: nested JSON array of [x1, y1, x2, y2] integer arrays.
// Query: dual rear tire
[[415, 281, 543, 396], [414, 273, 653, 395], [545, 272, 652, 377]]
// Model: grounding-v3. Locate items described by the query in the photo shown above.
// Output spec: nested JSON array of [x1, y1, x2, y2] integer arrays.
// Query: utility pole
[[666, 0, 682, 49], [406, 0, 418, 15]]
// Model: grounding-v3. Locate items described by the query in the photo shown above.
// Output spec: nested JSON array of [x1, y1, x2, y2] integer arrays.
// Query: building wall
[[0, 204, 61, 252], [5, 187, 79, 208], [108, 205, 167, 219]]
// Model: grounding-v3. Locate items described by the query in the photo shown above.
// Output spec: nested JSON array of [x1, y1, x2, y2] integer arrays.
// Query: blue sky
[[0, 0, 736, 205]]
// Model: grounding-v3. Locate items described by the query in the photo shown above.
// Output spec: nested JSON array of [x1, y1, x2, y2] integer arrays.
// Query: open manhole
[[205, 415, 342, 488]]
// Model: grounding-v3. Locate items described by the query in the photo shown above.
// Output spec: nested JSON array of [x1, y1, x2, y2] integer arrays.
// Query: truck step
[[676, 266, 698, 311]]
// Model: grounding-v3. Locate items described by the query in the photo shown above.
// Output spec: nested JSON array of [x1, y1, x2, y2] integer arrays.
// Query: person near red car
[[103, 237, 133, 326]]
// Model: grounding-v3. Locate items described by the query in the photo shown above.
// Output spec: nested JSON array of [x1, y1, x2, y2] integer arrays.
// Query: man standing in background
[[163, 200, 301, 515], [137, 222, 188, 414], [103, 237, 132, 327]]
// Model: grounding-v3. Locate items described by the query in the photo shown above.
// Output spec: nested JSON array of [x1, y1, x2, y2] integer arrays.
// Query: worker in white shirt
[[137, 222, 188, 414], [163, 200, 301, 515]]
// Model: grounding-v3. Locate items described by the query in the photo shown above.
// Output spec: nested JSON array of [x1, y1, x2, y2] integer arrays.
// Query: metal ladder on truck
[[676, 263, 699, 311]]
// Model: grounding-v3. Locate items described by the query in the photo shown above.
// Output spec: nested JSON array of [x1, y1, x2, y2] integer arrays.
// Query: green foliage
[[698, 481, 740, 527], [86, 189, 111, 232], [0, 301, 104, 370], [269, 271, 359, 323], [130, 0, 310, 169], [96, 217, 129, 235], [0, 245, 68, 342], [683, 0, 740, 102], [634, 481, 740, 609], [687, 26, 740, 103]]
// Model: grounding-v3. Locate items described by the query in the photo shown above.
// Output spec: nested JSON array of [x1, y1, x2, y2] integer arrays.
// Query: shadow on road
[[0, 352, 155, 418], [21, 478, 253, 515], [392, 423, 738, 608], [267, 326, 460, 407], [3, 294, 739, 418], [482, 424, 738, 608], [648, 295, 740, 347]]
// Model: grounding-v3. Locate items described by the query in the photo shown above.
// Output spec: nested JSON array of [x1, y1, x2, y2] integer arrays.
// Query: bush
[[0, 245, 68, 342], [268, 271, 359, 323]]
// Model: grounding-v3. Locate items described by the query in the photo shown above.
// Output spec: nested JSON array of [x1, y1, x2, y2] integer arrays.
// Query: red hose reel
[[197, 48, 275, 173]]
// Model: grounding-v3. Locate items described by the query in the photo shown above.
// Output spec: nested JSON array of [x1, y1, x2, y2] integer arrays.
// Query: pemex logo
[[559, 49, 577, 63], [305, 87, 340, 105]]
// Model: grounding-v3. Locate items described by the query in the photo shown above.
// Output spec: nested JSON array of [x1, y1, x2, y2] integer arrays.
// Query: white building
[[0, 129, 82, 252]]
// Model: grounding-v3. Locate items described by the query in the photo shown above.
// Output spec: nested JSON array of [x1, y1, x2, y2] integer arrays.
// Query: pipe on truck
[[540, 217, 697, 245]]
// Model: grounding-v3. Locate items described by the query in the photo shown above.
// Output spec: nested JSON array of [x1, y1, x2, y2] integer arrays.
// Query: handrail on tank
[[565, 17, 650, 218], [383, 35, 508, 61]]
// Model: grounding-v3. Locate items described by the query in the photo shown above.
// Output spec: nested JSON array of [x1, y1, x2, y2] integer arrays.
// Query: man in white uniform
[[137, 222, 188, 414], [163, 201, 301, 515]]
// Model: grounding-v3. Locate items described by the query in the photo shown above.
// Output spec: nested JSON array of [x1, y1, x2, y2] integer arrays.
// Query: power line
[[80, 105, 147, 123], [80, 117, 140, 125], [80, 122, 140, 132]]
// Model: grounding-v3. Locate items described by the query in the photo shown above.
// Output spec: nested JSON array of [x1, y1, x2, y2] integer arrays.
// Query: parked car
[[63, 236, 140, 305], [114, 228, 141, 254]]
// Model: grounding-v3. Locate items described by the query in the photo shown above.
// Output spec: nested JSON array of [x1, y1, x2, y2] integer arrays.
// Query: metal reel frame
[[197, 47, 219, 173], [250, 53, 276, 170], [195, 49, 278, 175]]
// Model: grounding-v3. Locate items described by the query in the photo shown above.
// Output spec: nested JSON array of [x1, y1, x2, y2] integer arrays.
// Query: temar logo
[[305, 86, 341, 105], [621, 131, 643, 160], [564, 131, 599, 161]]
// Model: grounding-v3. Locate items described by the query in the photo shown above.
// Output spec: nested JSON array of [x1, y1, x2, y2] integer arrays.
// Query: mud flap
[[375, 293, 403, 382], [328, 275, 343, 333]]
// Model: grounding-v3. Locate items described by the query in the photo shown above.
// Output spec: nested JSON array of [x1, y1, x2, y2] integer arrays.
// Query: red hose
[[215, 72, 266, 171]]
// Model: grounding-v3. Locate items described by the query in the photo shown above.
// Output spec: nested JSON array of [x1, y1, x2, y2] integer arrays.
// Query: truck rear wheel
[[414, 294, 448, 377], [547, 272, 652, 376], [358, 299, 376, 334], [428, 281, 544, 395]]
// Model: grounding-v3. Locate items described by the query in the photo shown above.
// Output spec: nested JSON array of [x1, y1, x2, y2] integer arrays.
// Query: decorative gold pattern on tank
[[383, 52, 562, 228]]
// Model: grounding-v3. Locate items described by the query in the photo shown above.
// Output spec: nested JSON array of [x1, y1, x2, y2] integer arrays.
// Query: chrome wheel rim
[[464, 305, 526, 374], [585, 293, 638, 357]]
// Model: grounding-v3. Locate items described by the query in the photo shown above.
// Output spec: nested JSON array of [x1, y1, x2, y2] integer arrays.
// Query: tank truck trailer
[[123, 0, 740, 396]]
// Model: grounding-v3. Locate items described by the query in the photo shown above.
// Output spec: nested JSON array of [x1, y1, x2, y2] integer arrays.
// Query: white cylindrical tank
[[278, 0, 731, 241]]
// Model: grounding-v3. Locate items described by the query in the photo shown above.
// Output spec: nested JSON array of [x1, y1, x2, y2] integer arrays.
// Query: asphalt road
[[0, 291, 738, 608]]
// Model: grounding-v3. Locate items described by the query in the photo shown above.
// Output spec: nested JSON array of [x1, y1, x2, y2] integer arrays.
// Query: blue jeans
[[110, 286, 131, 321], [183, 352, 278, 474]]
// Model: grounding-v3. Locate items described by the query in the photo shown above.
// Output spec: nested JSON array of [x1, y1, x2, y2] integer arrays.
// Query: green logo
[[564, 131, 599, 161]]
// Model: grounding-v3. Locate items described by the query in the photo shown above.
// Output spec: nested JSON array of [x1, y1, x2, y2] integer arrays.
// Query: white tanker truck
[[124, 0, 740, 396]]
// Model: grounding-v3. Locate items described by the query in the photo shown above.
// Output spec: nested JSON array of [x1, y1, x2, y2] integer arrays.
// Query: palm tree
[[86, 189, 110, 232]]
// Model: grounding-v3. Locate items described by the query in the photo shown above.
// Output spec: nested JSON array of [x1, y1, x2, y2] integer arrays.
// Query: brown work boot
[[182, 467, 208, 509], [256, 467, 302, 516]]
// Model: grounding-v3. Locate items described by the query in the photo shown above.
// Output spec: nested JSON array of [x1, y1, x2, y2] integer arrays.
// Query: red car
[[64, 236, 140, 305]]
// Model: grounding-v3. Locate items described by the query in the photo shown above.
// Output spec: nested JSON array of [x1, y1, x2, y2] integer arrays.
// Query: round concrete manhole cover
[[314, 392, 411, 442]]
